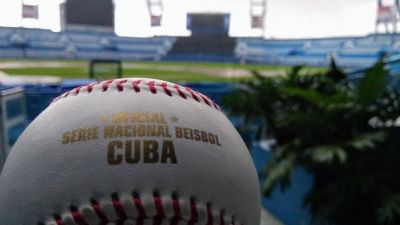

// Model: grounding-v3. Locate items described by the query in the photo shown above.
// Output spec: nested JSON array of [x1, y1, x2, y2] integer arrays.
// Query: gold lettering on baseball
[[107, 140, 177, 165], [62, 127, 99, 144], [60, 112, 223, 165], [175, 127, 221, 146], [112, 112, 166, 124], [103, 125, 171, 138]]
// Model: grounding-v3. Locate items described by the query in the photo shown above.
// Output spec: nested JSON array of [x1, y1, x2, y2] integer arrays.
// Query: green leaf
[[280, 86, 350, 108], [357, 60, 388, 106], [347, 131, 388, 150], [306, 145, 347, 164], [286, 65, 303, 85], [377, 194, 400, 225], [223, 60, 400, 225], [262, 153, 296, 196]]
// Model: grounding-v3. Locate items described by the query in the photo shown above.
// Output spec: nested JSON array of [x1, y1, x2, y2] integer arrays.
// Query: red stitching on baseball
[[132, 80, 142, 93], [188, 197, 198, 225], [200, 94, 211, 106], [153, 193, 165, 225], [133, 192, 147, 218], [112, 193, 128, 221], [214, 102, 221, 111], [148, 81, 157, 94], [116, 79, 128, 92], [87, 82, 98, 93], [75, 86, 81, 94], [70, 206, 89, 225], [220, 209, 225, 225], [53, 79, 222, 111], [43, 193, 236, 225], [91, 200, 109, 223], [63, 91, 71, 98], [171, 194, 182, 225], [54, 215, 64, 225], [161, 82, 172, 96], [174, 84, 187, 99], [185, 87, 200, 102], [207, 203, 213, 225], [153, 193, 165, 219], [102, 80, 113, 91]]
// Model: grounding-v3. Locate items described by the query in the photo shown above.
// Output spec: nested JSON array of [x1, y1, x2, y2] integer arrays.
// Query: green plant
[[224, 59, 400, 225]]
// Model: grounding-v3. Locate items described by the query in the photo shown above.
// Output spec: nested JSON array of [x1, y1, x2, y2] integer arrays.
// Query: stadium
[[0, 0, 400, 225]]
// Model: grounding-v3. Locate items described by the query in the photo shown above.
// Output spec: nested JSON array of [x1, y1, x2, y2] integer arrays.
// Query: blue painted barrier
[[252, 143, 313, 225]]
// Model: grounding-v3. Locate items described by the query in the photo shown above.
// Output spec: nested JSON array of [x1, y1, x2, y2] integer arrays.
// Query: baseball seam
[[52, 79, 222, 111], [37, 191, 239, 225]]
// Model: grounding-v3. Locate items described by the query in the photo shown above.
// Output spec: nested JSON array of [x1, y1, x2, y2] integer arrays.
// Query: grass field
[[0, 59, 326, 82]]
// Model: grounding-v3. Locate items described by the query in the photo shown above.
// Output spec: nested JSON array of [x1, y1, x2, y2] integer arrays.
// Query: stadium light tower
[[20, 0, 39, 28], [249, 0, 266, 36], [147, 0, 163, 27], [376, 0, 400, 34]]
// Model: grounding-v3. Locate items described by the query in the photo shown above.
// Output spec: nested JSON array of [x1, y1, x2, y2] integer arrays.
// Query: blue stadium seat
[[235, 34, 399, 67], [0, 48, 24, 58], [73, 42, 103, 51], [0, 27, 15, 42], [0, 25, 398, 67], [277, 55, 330, 67], [28, 40, 66, 50], [0, 39, 11, 48], [66, 33, 100, 43], [300, 49, 333, 57], [338, 48, 383, 58], [336, 56, 378, 68], [311, 39, 346, 48], [25, 49, 73, 59], [76, 50, 119, 60]]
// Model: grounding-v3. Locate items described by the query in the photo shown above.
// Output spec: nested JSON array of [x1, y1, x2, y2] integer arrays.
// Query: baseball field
[[0, 59, 326, 83]]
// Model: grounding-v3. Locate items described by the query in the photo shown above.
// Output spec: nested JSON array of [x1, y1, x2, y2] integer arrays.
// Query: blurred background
[[0, 0, 400, 225]]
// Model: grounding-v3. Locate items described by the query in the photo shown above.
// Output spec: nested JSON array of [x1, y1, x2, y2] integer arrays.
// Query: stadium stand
[[165, 13, 237, 62], [1, 26, 399, 225], [236, 34, 400, 68], [347, 53, 400, 82], [0, 26, 400, 68], [166, 35, 237, 62], [0, 26, 175, 61]]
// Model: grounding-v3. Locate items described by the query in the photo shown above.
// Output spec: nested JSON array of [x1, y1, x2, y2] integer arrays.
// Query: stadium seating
[[0, 26, 174, 61], [236, 34, 400, 68], [0, 25, 399, 68], [166, 35, 237, 62], [0, 48, 24, 58], [347, 52, 400, 82]]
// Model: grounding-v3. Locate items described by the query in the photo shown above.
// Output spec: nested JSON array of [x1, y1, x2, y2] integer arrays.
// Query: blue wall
[[252, 144, 313, 225]]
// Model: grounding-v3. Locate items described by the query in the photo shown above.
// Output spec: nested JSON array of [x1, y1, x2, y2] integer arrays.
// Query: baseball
[[0, 78, 261, 225]]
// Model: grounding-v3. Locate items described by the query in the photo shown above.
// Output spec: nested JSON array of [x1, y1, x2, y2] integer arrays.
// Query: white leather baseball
[[0, 78, 260, 225]]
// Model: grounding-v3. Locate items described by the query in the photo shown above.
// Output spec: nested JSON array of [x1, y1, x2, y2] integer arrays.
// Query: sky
[[0, 0, 388, 38]]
